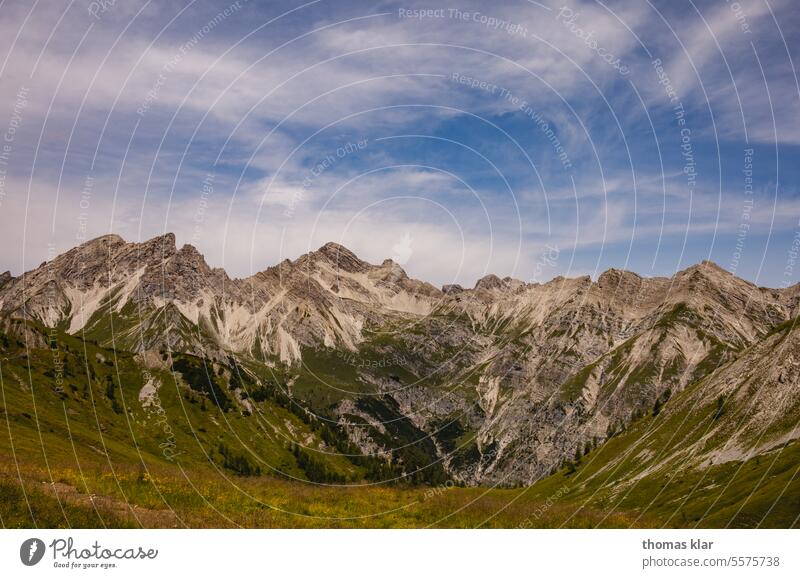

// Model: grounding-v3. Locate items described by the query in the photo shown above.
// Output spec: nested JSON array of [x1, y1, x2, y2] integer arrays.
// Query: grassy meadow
[[1, 319, 798, 528]]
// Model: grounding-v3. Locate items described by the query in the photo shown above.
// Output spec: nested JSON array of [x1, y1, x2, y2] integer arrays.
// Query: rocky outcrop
[[0, 270, 12, 290]]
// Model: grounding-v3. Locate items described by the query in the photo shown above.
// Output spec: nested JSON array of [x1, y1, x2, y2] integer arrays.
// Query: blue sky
[[0, 0, 798, 287]]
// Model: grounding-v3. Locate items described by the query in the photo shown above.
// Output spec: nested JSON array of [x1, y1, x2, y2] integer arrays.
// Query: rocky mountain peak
[[473, 273, 524, 292], [136, 232, 178, 259], [678, 260, 733, 281], [175, 243, 208, 267], [596, 268, 643, 291], [474, 274, 505, 291], [377, 258, 408, 280], [299, 242, 369, 274], [60, 232, 125, 261], [82, 233, 125, 246], [671, 260, 762, 305]]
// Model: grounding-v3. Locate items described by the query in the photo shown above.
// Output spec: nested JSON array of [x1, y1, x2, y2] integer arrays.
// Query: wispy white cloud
[[0, 0, 798, 288]]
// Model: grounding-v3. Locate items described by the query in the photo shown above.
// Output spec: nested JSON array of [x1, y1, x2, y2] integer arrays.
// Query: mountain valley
[[1, 233, 798, 527]]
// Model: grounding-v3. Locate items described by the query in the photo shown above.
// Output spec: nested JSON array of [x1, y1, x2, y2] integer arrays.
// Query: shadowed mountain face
[[1, 233, 799, 489]]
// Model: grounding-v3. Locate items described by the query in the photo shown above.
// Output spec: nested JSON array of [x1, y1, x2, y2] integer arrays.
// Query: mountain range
[[1, 233, 799, 526]]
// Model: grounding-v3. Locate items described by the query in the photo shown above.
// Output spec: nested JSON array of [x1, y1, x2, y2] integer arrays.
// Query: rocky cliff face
[[1, 234, 796, 485]]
